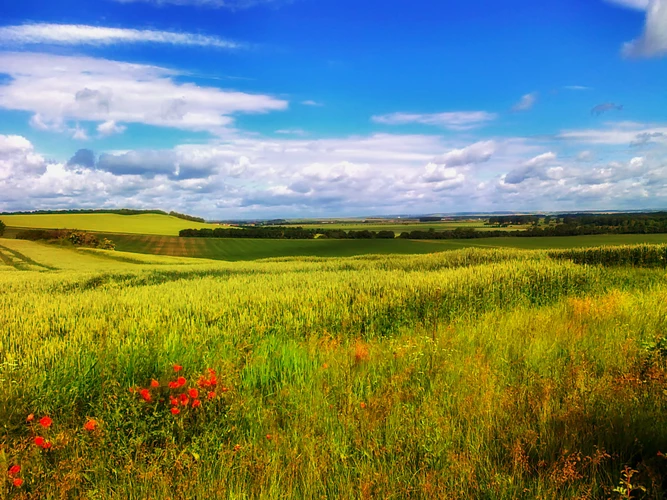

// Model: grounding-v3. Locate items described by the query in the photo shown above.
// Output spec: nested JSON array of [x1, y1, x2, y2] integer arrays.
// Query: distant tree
[[0, 219, 5, 237]]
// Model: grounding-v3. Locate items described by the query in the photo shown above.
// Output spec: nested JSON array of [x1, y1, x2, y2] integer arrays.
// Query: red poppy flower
[[221, 386, 229, 393], [26, 413, 34, 422], [150, 379, 160, 388], [34, 436, 45, 447], [84, 419, 98, 431], [170, 397, 178, 406], [39, 416, 52, 428], [42, 441, 52, 450], [168, 381, 178, 389], [173, 364, 183, 372], [197, 376, 210, 388], [8, 465, 20, 476], [139, 389, 152, 402], [208, 368, 216, 376], [207, 391, 216, 400], [188, 388, 199, 399], [209, 375, 218, 387], [192, 399, 201, 408], [360, 402, 367, 409], [170, 407, 180, 415], [266, 434, 272, 441], [177, 376, 186, 387], [12, 478, 23, 488]]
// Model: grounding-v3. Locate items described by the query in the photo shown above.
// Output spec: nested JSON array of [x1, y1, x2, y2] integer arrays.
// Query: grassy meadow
[[2, 238, 667, 498]]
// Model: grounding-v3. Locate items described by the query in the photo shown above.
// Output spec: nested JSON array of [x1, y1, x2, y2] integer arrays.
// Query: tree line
[[179, 227, 396, 239], [0, 208, 205, 223]]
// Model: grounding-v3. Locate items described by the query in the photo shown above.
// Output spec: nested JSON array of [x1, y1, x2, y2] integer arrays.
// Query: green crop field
[[283, 221, 523, 233], [2, 239, 667, 497], [99, 232, 667, 261], [0, 213, 223, 236]]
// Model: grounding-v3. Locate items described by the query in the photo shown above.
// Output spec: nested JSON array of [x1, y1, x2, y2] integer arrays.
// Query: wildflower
[[360, 402, 367, 409], [39, 416, 52, 428], [173, 364, 183, 372], [168, 381, 179, 389], [34, 436, 45, 447], [179, 393, 190, 406], [8, 465, 20, 476], [150, 379, 160, 388], [171, 407, 180, 415], [26, 413, 34, 422], [209, 375, 218, 387], [84, 419, 98, 431], [208, 368, 216, 376], [12, 478, 23, 488], [188, 388, 199, 399], [42, 441, 52, 450], [139, 389, 152, 402], [177, 376, 186, 387], [192, 399, 202, 408], [322, 363, 329, 369], [170, 397, 178, 406], [266, 434, 272, 441], [233, 444, 241, 452], [197, 376, 210, 388], [207, 391, 216, 400]]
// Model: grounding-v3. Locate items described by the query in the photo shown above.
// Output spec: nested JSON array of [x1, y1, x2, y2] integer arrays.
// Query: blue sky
[[0, 0, 666, 217]]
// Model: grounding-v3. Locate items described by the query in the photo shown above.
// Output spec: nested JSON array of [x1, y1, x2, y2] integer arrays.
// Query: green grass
[[284, 221, 524, 233], [2, 241, 667, 497], [0, 213, 222, 236], [101, 232, 667, 261]]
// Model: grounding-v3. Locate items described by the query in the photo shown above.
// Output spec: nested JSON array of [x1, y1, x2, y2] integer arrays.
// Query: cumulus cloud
[[0, 52, 287, 136], [504, 152, 559, 184], [3, 132, 666, 217], [97, 120, 127, 137], [431, 141, 496, 167], [68, 149, 96, 169], [512, 92, 538, 112], [622, 0, 667, 58], [372, 111, 497, 131], [0, 24, 241, 49]]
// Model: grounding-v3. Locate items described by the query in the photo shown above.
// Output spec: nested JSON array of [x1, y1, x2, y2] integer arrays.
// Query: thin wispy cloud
[[512, 92, 538, 112], [564, 85, 592, 91], [301, 100, 324, 107], [0, 23, 242, 49], [372, 111, 497, 131]]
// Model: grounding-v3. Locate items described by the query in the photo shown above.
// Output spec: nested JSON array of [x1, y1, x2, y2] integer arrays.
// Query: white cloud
[[72, 124, 89, 141], [0, 24, 241, 49], [97, 120, 127, 137], [3, 132, 665, 217], [512, 92, 538, 112], [605, 0, 650, 10], [431, 141, 496, 167], [371, 111, 497, 131], [0, 52, 287, 136], [564, 85, 592, 91], [275, 128, 307, 136], [622, 0, 667, 58], [301, 100, 323, 107], [559, 122, 667, 145]]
